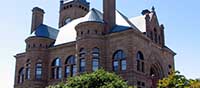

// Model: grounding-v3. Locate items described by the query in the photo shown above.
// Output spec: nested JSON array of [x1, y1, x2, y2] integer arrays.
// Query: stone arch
[[147, 51, 165, 78], [147, 51, 165, 87], [150, 62, 164, 78]]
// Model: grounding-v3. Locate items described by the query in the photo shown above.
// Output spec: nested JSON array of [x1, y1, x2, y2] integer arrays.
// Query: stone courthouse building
[[14, 0, 176, 88]]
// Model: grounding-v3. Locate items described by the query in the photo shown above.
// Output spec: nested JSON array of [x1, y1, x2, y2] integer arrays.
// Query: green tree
[[190, 79, 200, 88], [158, 71, 190, 88], [158, 70, 200, 88], [48, 69, 132, 88]]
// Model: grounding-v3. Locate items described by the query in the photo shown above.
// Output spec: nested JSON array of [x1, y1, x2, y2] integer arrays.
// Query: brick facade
[[14, 0, 175, 88]]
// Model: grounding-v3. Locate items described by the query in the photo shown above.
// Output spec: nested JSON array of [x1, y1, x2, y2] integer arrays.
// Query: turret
[[23, 36, 55, 87], [59, 0, 90, 28], [23, 6, 57, 86], [75, 8, 106, 73]]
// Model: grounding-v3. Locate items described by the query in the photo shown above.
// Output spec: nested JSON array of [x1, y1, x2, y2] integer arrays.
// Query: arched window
[[92, 48, 100, 71], [79, 48, 86, 72], [35, 59, 42, 80], [113, 50, 126, 72], [18, 67, 24, 84], [25, 59, 31, 80], [65, 55, 77, 77], [136, 51, 144, 72], [51, 58, 62, 79]]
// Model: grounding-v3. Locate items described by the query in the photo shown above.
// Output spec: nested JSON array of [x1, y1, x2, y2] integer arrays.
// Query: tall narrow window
[[79, 48, 86, 72], [65, 55, 77, 77], [92, 48, 100, 71], [113, 50, 126, 72], [136, 51, 145, 72], [154, 29, 158, 43], [150, 31, 153, 40], [36, 63, 42, 80], [158, 36, 161, 44], [25, 59, 31, 80], [18, 67, 24, 84], [52, 58, 62, 79]]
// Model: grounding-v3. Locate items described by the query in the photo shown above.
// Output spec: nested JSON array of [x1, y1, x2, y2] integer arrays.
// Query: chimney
[[31, 7, 45, 34], [103, 0, 116, 33]]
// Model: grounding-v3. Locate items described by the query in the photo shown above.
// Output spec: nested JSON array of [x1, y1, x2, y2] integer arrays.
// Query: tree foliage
[[48, 69, 132, 88], [158, 70, 200, 88]]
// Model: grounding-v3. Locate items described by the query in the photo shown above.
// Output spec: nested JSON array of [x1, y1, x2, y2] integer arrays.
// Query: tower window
[[51, 58, 62, 79], [113, 50, 126, 72], [84, 8, 87, 11], [25, 59, 31, 80], [35, 63, 42, 80], [80, 59, 86, 72], [79, 48, 86, 72], [65, 55, 77, 77], [35, 59, 42, 80], [18, 67, 24, 84], [92, 48, 100, 71], [65, 18, 71, 25]]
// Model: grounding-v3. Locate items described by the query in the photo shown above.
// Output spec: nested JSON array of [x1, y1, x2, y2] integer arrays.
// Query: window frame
[[136, 51, 145, 73], [113, 50, 126, 72], [92, 48, 100, 71], [65, 55, 77, 77], [51, 58, 62, 79]]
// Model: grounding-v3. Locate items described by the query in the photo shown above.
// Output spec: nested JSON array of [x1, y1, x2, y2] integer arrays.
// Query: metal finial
[[152, 6, 155, 11]]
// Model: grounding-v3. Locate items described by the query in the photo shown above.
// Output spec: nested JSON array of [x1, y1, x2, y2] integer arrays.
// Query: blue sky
[[0, 0, 200, 88]]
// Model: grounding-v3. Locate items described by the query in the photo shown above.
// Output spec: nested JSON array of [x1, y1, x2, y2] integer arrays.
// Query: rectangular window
[[36, 64, 42, 80], [26, 68, 30, 79], [137, 60, 140, 71], [58, 67, 62, 79], [53, 68, 57, 79], [65, 66, 70, 77], [121, 60, 126, 71], [80, 59, 86, 72], [114, 61, 118, 71], [36, 68, 42, 79], [72, 65, 77, 76], [92, 59, 99, 71], [142, 62, 144, 72]]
